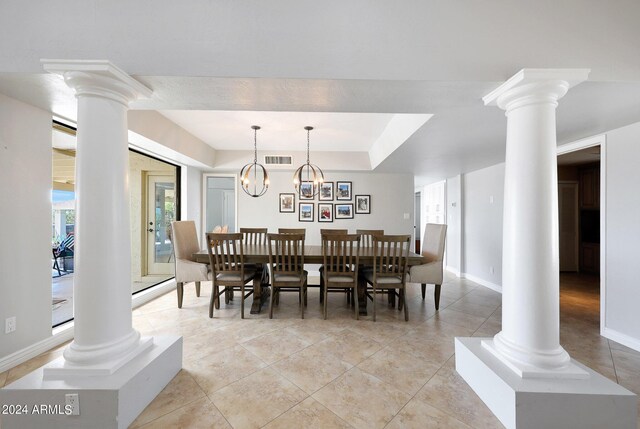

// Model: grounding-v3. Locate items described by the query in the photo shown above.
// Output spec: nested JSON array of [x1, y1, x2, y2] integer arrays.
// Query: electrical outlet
[[65, 393, 80, 416], [5, 317, 16, 334]]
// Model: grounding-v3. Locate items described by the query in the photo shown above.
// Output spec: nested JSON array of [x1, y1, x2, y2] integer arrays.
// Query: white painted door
[[146, 174, 176, 275], [558, 181, 579, 272]]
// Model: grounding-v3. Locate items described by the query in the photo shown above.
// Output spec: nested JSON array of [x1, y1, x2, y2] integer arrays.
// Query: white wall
[[185, 167, 203, 239], [446, 175, 462, 275], [462, 163, 504, 290], [0, 94, 52, 359], [237, 171, 414, 245], [603, 121, 640, 348]]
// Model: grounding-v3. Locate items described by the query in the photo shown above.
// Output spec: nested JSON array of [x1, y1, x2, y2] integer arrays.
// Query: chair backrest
[[171, 221, 200, 262], [422, 223, 447, 263], [240, 227, 268, 245], [278, 228, 306, 236], [322, 234, 361, 278], [267, 233, 305, 277], [320, 229, 347, 240], [371, 234, 411, 283], [57, 232, 75, 252], [356, 229, 384, 247], [206, 232, 244, 276]]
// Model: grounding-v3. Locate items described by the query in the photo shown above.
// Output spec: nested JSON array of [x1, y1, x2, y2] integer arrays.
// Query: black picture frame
[[299, 203, 314, 222], [336, 181, 352, 200], [355, 195, 371, 214], [318, 203, 333, 222], [319, 182, 334, 201], [334, 203, 354, 219], [279, 193, 295, 213], [299, 182, 315, 200]]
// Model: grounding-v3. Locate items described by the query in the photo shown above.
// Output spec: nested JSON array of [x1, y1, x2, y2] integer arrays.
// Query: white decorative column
[[455, 69, 636, 429], [0, 60, 182, 429], [483, 69, 590, 377], [43, 60, 153, 374]]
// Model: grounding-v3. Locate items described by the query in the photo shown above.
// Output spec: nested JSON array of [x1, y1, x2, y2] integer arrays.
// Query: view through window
[[51, 122, 180, 327]]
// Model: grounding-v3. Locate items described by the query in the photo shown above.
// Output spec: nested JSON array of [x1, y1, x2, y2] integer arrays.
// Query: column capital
[[483, 68, 590, 112], [42, 59, 152, 106]]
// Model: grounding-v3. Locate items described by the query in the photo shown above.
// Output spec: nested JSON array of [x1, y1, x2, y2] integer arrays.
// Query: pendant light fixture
[[240, 125, 269, 197], [293, 126, 324, 196]]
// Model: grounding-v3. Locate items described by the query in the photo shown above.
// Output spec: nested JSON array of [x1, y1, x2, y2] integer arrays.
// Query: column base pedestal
[[482, 338, 589, 379], [0, 336, 182, 429], [455, 337, 637, 429], [43, 336, 153, 378]]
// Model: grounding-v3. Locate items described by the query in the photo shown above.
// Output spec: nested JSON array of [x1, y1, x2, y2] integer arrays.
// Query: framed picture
[[318, 203, 333, 222], [319, 182, 334, 201], [336, 181, 352, 200], [299, 203, 314, 222], [355, 195, 371, 214], [279, 193, 295, 213], [334, 203, 354, 219], [299, 182, 315, 200]]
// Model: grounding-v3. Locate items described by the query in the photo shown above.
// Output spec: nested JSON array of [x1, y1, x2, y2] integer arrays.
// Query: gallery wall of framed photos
[[237, 171, 414, 245]]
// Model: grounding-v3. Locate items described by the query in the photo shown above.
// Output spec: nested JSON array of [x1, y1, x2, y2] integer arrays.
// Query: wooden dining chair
[[240, 227, 268, 245], [319, 229, 348, 304], [322, 233, 361, 320], [278, 228, 306, 236], [356, 229, 384, 247], [364, 234, 411, 321], [206, 232, 257, 319], [267, 233, 308, 319]]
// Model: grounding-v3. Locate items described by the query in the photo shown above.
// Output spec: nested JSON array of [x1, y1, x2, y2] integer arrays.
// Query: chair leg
[[209, 284, 215, 318], [301, 282, 305, 320], [372, 286, 377, 322], [398, 289, 404, 311], [319, 271, 324, 304], [323, 281, 328, 320], [269, 286, 275, 319], [421, 283, 426, 300], [240, 284, 245, 319], [434, 284, 442, 310], [215, 284, 220, 309], [177, 282, 184, 308], [403, 288, 409, 321], [195, 281, 201, 297], [354, 287, 359, 320]]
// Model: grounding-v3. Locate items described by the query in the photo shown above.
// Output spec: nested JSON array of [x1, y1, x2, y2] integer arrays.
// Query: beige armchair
[[171, 221, 211, 308], [409, 223, 447, 310]]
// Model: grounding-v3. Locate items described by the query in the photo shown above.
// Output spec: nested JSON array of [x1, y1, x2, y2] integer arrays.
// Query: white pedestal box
[[455, 337, 637, 429], [0, 336, 182, 429]]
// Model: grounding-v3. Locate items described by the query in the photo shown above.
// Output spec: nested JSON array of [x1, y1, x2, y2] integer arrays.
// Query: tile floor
[[2, 273, 639, 428]]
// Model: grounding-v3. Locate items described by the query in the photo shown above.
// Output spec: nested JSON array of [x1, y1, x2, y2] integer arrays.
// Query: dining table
[[193, 244, 425, 315]]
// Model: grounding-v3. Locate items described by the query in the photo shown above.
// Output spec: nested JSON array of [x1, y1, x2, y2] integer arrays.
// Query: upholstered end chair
[[408, 223, 447, 310], [171, 221, 211, 308]]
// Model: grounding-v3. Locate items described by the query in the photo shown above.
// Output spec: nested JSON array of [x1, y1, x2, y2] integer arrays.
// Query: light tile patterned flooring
[[2, 273, 639, 428]]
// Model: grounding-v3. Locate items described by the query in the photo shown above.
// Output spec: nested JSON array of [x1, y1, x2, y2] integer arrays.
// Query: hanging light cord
[[253, 127, 258, 164], [306, 128, 310, 164]]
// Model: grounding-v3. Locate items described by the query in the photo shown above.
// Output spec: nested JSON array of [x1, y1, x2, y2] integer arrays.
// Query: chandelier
[[293, 126, 324, 197], [240, 125, 269, 197]]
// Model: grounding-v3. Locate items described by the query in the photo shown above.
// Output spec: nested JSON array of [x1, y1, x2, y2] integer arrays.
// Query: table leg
[[357, 276, 367, 316], [250, 265, 270, 314]]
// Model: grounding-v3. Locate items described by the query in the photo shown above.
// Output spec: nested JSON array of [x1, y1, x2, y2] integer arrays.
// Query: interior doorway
[[203, 175, 237, 238], [557, 139, 603, 331]]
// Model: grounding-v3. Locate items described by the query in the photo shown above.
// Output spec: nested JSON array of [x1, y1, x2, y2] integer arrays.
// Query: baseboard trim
[[445, 266, 461, 277], [602, 327, 640, 353], [0, 279, 177, 374], [461, 272, 503, 293]]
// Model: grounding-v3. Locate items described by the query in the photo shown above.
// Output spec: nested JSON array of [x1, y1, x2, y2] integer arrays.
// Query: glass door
[[146, 174, 176, 275]]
